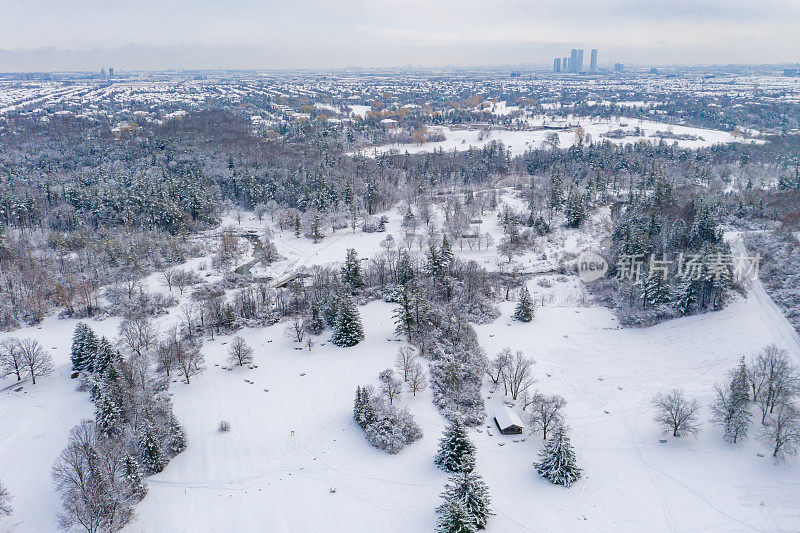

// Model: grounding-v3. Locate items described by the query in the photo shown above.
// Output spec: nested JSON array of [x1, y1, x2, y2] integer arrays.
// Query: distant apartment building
[[614, 63, 624, 72], [553, 58, 561, 73], [576, 49, 584, 72], [589, 49, 598, 73], [563, 56, 568, 72], [109, 67, 114, 78]]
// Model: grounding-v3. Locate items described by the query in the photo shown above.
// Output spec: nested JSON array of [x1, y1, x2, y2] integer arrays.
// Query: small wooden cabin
[[494, 406, 524, 435]]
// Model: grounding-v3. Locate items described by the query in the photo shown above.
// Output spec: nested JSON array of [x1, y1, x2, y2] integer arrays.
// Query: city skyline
[[1, 0, 799, 71]]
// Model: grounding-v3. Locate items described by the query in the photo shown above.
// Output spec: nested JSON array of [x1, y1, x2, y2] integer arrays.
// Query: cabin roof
[[495, 406, 523, 430]]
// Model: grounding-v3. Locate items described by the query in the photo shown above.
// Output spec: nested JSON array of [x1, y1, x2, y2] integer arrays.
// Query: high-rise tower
[[576, 49, 584, 73], [553, 58, 561, 73], [590, 49, 598, 73]]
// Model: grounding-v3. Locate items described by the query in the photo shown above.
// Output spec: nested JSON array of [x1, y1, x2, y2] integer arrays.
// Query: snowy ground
[[2, 204, 800, 532], [353, 117, 761, 157]]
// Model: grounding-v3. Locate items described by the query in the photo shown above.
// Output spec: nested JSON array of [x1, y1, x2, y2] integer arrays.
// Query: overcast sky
[[1, 0, 799, 71]]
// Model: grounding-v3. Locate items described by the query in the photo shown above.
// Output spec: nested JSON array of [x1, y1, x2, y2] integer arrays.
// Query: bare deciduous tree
[[379, 369, 403, 405], [760, 402, 800, 461], [526, 392, 566, 440], [652, 389, 701, 437], [0, 338, 24, 381], [227, 336, 254, 367], [52, 420, 134, 533], [17, 338, 53, 385], [395, 346, 416, 382], [498, 349, 533, 400], [284, 315, 305, 343], [407, 362, 428, 396], [749, 345, 798, 424], [174, 337, 205, 384]]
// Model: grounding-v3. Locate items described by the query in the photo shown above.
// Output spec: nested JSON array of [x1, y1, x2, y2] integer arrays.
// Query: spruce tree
[[393, 287, 416, 339], [534, 425, 581, 487], [70, 322, 97, 373], [306, 300, 326, 335], [139, 422, 165, 475], [675, 278, 698, 316], [564, 188, 586, 228], [166, 413, 187, 455], [642, 273, 670, 307], [513, 287, 534, 322], [712, 357, 751, 444], [354, 386, 366, 428], [438, 470, 493, 530], [95, 390, 122, 436], [341, 249, 364, 289], [331, 296, 364, 347], [435, 418, 477, 473], [123, 455, 148, 501], [397, 251, 414, 285], [436, 497, 477, 533], [93, 337, 116, 377], [441, 235, 454, 270]]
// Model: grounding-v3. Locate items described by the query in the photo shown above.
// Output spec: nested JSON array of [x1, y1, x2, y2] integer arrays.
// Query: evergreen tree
[[70, 322, 97, 373], [642, 273, 670, 307], [393, 286, 416, 339], [341, 249, 364, 289], [675, 278, 698, 316], [122, 455, 148, 501], [564, 188, 586, 228], [396, 251, 415, 285], [441, 235, 454, 271], [547, 172, 564, 213], [93, 336, 117, 377], [139, 422, 165, 475], [354, 386, 366, 428], [712, 357, 751, 444], [534, 425, 581, 487], [513, 287, 534, 322], [436, 496, 477, 533], [305, 300, 327, 335], [435, 418, 477, 473], [331, 296, 364, 347], [438, 470, 493, 530], [95, 390, 122, 436], [166, 413, 187, 455]]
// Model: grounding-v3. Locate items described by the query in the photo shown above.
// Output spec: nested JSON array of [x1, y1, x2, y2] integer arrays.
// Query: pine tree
[[354, 386, 366, 428], [513, 287, 534, 322], [341, 248, 364, 289], [122, 455, 148, 501], [441, 235, 454, 271], [139, 422, 165, 475], [306, 300, 327, 335], [393, 286, 416, 339], [435, 418, 477, 473], [438, 470, 493, 530], [95, 390, 122, 436], [642, 273, 670, 307], [712, 357, 751, 444], [93, 336, 117, 377], [436, 496, 477, 533], [396, 251, 414, 285], [71, 322, 99, 373], [675, 278, 698, 315], [331, 296, 364, 347], [534, 425, 581, 487], [564, 188, 586, 228], [166, 413, 187, 455]]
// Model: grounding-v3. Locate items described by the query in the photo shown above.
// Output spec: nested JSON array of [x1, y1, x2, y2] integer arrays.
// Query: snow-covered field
[[2, 203, 800, 532], [354, 117, 760, 157]]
